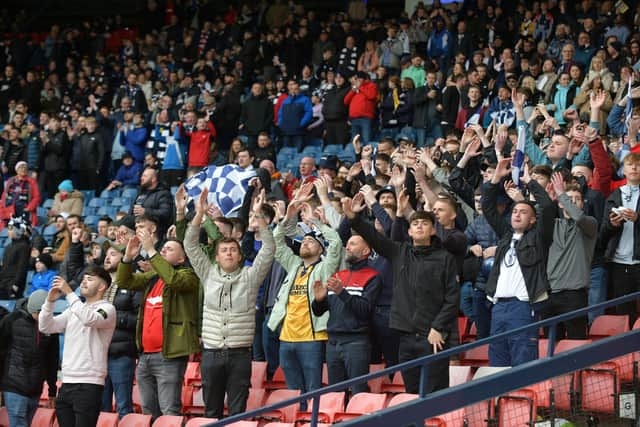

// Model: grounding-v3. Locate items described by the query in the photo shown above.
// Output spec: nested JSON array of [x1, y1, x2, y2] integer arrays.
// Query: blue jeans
[[326, 334, 370, 394], [281, 135, 305, 152], [101, 355, 136, 418], [262, 313, 281, 379], [350, 118, 372, 145], [279, 341, 324, 409], [471, 287, 492, 339], [489, 299, 538, 367], [370, 305, 399, 367], [460, 282, 475, 320], [415, 125, 443, 147], [3, 391, 39, 427], [588, 266, 608, 323]]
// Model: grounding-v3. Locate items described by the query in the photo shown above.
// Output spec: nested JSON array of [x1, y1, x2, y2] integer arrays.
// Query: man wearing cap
[[101, 242, 141, 418], [322, 70, 351, 147], [29, 253, 56, 294], [268, 197, 343, 403], [344, 71, 379, 145], [343, 195, 459, 394], [317, 155, 339, 180], [50, 179, 84, 219], [0, 290, 60, 427], [106, 152, 143, 191], [0, 161, 41, 226], [116, 229, 199, 420], [39, 268, 116, 427]]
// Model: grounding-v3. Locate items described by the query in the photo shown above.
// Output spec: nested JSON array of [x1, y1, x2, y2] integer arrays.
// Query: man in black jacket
[[72, 116, 104, 194], [312, 234, 382, 394], [101, 242, 141, 417], [0, 290, 59, 426], [239, 83, 274, 150], [600, 152, 640, 326], [131, 166, 175, 239], [482, 157, 555, 367], [322, 71, 351, 147], [38, 115, 69, 198], [413, 71, 443, 147], [0, 216, 32, 299], [343, 194, 459, 394]]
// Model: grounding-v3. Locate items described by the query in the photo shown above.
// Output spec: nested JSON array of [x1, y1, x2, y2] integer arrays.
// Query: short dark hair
[[228, 217, 246, 235], [215, 237, 242, 255], [135, 214, 159, 225], [84, 266, 112, 287], [531, 165, 553, 179], [261, 204, 276, 223], [409, 210, 436, 225], [514, 200, 537, 216], [98, 216, 112, 224]]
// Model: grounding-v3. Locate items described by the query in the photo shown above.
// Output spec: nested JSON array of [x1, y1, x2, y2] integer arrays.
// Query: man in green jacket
[[116, 228, 200, 420]]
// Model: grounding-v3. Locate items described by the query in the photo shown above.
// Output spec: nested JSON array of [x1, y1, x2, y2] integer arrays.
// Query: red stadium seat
[[184, 361, 201, 386], [251, 361, 267, 389], [183, 387, 205, 417], [264, 367, 287, 390], [97, 412, 119, 427], [458, 317, 469, 343], [295, 391, 346, 423], [387, 393, 419, 407], [246, 388, 267, 411], [460, 344, 489, 366], [552, 340, 592, 411], [367, 363, 387, 393], [538, 339, 549, 358], [184, 418, 217, 427], [579, 362, 620, 414], [262, 423, 294, 427], [30, 408, 56, 427], [151, 416, 184, 427], [118, 414, 152, 427], [256, 389, 301, 423], [496, 389, 537, 427], [589, 315, 630, 339], [380, 371, 405, 394], [333, 393, 387, 423], [132, 384, 143, 413], [0, 407, 9, 427]]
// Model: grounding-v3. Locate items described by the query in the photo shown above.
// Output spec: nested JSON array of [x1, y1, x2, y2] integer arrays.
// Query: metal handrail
[[205, 290, 640, 426]]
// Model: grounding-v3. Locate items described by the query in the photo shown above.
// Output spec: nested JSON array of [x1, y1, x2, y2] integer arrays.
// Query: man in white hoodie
[[39, 267, 116, 427]]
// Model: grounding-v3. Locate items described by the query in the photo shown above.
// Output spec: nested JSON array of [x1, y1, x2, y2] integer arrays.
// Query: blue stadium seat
[[26, 270, 34, 285], [100, 188, 122, 199], [0, 228, 8, 238], [279, 147, 297, 156], [110, 197, 126, 207], [0, 299, 16, 312], [43, 224, 57, 239], [322, 145, 343, 155], [306, 138, 323, 147], [82, 206, 96, 217], [302, 146, 321, 155], [37, 206, 48, 218], [88, 198, 106, 208], [84, 215, 99, 228], [97, 206, 118, 218], [81, 190, 96, 202], [43, 199, 55, 209], [122, 188, 138, 199]]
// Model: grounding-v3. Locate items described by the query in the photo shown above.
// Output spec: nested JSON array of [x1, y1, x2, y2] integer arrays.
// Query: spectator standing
[[322, 71, 351, 147], [101, 242, 141, 418], [343, 195, 459, 394], [239, 83, 273, 150], [39, 269, 116, 427], [344, 72, 379, 145], [0, 161, 41, 226], [185, 189, 275, 419], [130, 167, 175, 239], [277, 80, 313, 152], [117, 231, 200, 420], [378, 24, 404, 76], [0, 216, 32, 298], [311, 235, 381, 394], [0, 290, 59, 427]]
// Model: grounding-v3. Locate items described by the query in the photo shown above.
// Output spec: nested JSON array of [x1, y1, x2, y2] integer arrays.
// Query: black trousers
[[609, 263, 640, 326], [201, 347, 252, 419], [324, 119, 349, 147], [55, 383, 104, 427], [76, 169, 100, 193], [398, 333, 449, 395], [546, 289, 588, 340]]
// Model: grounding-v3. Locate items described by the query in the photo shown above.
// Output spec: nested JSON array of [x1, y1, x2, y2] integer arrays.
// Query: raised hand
[[494, 125, 508, 155], [312, 279, 328, 301], [351, 193, 366, 214], [396, 187, 410, 215], [175, 184, 188, 213], [511, 88, 525, 110], [590, 89, 606, 110], [491, 157, 512, 184], [347, 162, 363, 180], [504, 180, 524, 202], [352, 134, 362, 154], [326, 276, 344, 295], [361, 144, 373, 160], [194, 189, 210, 215], [252, 189, 266, 214], [463, 138, 483, 158], [550, 172, 566, 196], [124, 235, 142, 262], [207, 204, 223, 219], [295, 181, 315, 203], [359, 184, 377, 207]]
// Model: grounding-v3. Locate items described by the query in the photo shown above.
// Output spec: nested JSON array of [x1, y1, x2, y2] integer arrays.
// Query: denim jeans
[[101, 355, 136, 417], [350, 118, 372, 145], [200, 347, 252, 419], [3, 391, 39, 427], [588, 266, 608, 323], [279, 341, 324, 409], [262, 313, 281, 379], [56, 383, 104, 427], [326, 334, 371, 394], [489, 299, 538, 367], [136, 352, 188, 419], [471, 287, 492, 339], [460, 282, 475, 320]]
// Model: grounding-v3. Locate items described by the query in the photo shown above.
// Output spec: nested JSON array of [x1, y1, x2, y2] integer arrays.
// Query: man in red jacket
[[344, 71, 378, 145]]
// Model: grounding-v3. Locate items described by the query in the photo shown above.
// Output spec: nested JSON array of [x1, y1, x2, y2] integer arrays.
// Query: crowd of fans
[[0, 0, 640, 425]]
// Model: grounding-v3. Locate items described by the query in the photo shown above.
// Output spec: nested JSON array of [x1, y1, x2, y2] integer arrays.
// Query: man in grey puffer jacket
[[184, 188, 274, 420]]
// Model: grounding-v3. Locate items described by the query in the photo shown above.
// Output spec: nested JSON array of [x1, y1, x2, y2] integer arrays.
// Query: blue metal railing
[[205, 291, 640, 427]]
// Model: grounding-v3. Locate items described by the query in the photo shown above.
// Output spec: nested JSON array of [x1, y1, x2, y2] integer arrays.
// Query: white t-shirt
[[493, 233, 529, 302]]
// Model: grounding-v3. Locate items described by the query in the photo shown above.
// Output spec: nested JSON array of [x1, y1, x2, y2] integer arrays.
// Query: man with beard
[[100, 243, 141, 417], [130, 167, 175, 239], [311, 235, 381, 394]]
